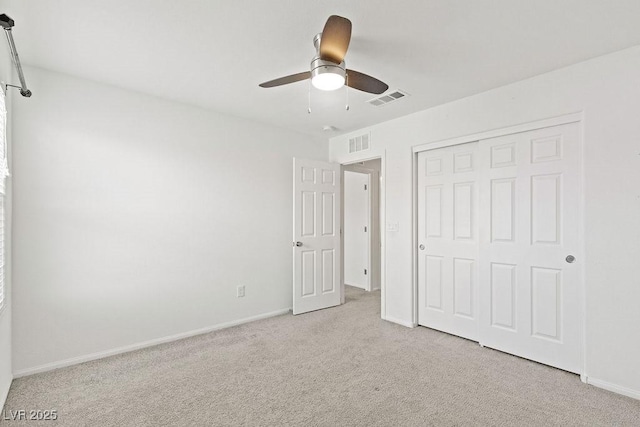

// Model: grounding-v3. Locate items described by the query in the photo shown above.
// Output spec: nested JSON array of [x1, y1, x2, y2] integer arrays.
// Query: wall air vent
[[367, 89, 409, 107], [348, 133, 371, 153]]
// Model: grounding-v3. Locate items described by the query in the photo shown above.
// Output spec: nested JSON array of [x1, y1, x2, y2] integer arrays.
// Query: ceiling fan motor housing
[[311, 32, 346, 81], [311, 57, 346, 78]]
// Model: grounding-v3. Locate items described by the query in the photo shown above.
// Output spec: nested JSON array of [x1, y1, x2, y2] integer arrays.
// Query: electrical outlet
[[237, 285, 245, 298]]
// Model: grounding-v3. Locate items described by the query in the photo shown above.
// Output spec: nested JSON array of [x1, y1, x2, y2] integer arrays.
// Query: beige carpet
[[2, 286, 639, 426]]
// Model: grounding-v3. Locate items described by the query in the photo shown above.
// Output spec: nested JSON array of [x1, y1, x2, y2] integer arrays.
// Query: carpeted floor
[[2, 286, 639, 426]]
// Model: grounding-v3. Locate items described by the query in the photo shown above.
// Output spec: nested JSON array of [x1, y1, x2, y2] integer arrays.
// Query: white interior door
[[344, 170, 370, 290], [478, 122, 582, 373], [293, 158, 341, 315], [418, 142, 480, 341]]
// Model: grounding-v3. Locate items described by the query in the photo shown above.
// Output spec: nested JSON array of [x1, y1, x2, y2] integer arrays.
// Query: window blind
[[0, 90, 7, 315], [0, 195, 4, 313]]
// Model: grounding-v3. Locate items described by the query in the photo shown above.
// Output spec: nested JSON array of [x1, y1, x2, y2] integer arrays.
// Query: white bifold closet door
[[418, 122, 582, 374]]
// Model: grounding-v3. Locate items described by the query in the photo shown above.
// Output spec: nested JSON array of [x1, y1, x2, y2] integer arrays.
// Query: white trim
[[380, 153, 386, 319], [383, 315, 417, 328], [586, 377, 640, 400], [578, 112, 588, 380], [13, 308, 291, 378], [411, 148, 418, 326], [412, 112, 583, 153]]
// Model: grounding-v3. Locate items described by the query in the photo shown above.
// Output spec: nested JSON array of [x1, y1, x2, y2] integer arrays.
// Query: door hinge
[[364, 269, 367, 275]]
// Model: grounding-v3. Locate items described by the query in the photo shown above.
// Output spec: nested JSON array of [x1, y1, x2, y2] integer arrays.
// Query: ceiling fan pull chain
[[345, 73, 350, 111], [308, 80, 312, 114]]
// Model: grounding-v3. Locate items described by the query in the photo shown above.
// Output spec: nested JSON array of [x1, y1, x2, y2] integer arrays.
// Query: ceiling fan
[[259, 15, 389, 95]]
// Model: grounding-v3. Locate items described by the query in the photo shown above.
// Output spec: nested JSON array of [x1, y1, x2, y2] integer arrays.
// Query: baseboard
[[586, 377, 640, 400], [13, 308, 291, 378], [383, 315, 416, 328]]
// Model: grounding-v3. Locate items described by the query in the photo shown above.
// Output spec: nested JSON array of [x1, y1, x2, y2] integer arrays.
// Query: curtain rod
[[0, 13, 31, 97]]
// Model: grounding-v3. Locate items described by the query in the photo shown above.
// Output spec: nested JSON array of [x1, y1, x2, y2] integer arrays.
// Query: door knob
[[295, 241, 303, 247], [419, 244, 425, 250], [565, 255, 575, 263]]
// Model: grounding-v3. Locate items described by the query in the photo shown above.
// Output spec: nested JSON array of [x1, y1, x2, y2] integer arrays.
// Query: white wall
[[330, 46, 640, 397], [0, 30, 13, 409], [12, 67, 327, 374]]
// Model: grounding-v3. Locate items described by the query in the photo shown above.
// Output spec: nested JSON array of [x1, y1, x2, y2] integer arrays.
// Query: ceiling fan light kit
[[310, 58, 346, 91], [259, 15, 388, 96]]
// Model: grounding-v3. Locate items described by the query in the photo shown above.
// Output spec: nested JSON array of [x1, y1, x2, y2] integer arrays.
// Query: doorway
[[342, 159, 382, 294], [291, 155, 385, 317]]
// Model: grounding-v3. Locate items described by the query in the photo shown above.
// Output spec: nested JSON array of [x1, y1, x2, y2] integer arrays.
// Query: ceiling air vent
[[348, 133, 370, 153], [367, 89, 409, 107]]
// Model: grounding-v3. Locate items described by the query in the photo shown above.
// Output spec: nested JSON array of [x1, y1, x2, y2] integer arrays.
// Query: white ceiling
[[4, 0, 640, 139]]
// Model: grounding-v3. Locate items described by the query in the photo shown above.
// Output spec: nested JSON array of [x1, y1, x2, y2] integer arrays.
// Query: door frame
[[339, 152, 386, 319], [411, 112, 586, 377]]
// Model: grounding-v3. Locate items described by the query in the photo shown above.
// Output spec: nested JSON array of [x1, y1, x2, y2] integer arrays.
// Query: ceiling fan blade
[[259, 71, 310, 88], [346, 69, 389, 94], [319, 15, 352, 64]]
